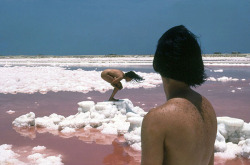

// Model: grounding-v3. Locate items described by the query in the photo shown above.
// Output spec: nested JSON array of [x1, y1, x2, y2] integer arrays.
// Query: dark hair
[[125, 71, 144, 82], [153, 25, 206, 87]]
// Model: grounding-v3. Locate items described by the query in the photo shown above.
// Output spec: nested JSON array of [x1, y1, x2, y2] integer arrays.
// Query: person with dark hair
[[141, 25, 217, 165], [101, 69, 143, 101]]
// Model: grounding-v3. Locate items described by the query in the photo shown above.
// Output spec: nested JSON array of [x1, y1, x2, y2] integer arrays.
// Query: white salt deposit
[[12, 112, 35, 127], [214, 69, 223, 72], [61, 127, 76, 134], [238, 139, 250, 159], [202, 56, 250, 66], [1, 56, 250, 67], [12, 99, 250, 160], [0, 144, 63, 165], [0, 66, 162, 94], [0, 66, 245, 95], [217, 76, 239, 82], [206, 76, 242, 82], [214, 117, 250, 159], [6, 110, 15, 114], [0, 144, 25, 165], [32, 146, 46, 152], [27, 154, 63, 165], [12, 99, 145, 136]]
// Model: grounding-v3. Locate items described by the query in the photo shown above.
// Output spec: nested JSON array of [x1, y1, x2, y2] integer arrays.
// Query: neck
[[162, 77, 191, 100]]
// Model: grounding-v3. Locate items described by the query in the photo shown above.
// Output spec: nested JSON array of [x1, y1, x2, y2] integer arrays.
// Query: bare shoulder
[[144, 98, 195, 121], [142, 99, 187, 132], [142, 97, 216, 135]]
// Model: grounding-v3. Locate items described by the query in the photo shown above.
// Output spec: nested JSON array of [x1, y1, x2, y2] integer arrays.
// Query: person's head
[[153, 25, 206, 87], [124, 71, 144, 82]]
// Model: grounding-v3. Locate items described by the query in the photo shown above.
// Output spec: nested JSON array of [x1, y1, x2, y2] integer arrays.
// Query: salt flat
[[0, 54, 250, 66]]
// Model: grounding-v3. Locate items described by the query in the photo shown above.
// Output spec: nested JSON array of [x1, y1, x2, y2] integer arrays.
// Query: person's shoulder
[[142, 98, 196, 132], [145, 98, 192, 118], [143, 99, 185, 125]]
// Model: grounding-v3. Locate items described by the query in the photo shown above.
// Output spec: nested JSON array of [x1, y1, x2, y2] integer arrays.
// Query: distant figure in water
[[101, 69, 143, 101], [141, 25, 217, 165]]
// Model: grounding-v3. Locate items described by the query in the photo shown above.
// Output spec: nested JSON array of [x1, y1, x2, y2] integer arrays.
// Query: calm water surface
[[0, 65, 250, 164]]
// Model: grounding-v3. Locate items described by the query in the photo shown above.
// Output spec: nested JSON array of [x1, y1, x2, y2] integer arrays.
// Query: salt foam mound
[[0, 66, 162, 94], [214, 117, 250, 159], [0, 144, 63, 165], [12, 99, 146, 137], [12, 100, 250, 159]]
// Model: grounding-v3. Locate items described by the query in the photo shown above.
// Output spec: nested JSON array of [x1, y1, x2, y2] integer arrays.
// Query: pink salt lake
[[1, 66, 250, 165]]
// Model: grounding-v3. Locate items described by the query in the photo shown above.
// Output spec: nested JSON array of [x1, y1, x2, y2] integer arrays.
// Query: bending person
[[101, 69, 143, 101], [141, 25, 217, 165]]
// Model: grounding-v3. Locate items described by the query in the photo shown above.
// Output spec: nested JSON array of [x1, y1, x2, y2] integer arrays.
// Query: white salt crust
[[1, 56, 250, 67], [0, 144, 63, 165], [0, 66, 245, 94], [12, 99, 250, 160], [6, 110, 15, 114], [213, 69, 223, 72]]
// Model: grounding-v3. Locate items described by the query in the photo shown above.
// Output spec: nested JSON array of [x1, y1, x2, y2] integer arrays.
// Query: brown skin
[[101, 69, 132, 101], [141, 77, 217, 165]]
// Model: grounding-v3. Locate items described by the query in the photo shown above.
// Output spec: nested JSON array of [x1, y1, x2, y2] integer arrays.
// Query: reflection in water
[[13, 126, 118, 145], [13, 125, 250, 165], [103, 140, 140, 165], [13, 126, 36, 139], [214, 156, 250, 165], [13, 126, 141, 164]]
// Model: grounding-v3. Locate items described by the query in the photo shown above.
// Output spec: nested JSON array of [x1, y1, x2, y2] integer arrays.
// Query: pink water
[[1, 65, 250, 164], [1, 82, 250, 164]]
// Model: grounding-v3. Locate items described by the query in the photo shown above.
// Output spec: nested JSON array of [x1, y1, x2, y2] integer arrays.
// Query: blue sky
[[0, 0, 249, 55]]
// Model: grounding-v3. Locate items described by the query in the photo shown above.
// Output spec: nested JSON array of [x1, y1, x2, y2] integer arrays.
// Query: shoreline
[[0, 53, 250, 59], [0, 54, 250, 66]]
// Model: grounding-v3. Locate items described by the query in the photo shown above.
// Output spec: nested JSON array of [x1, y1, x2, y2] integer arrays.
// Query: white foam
[[0, 66, 162, 94]]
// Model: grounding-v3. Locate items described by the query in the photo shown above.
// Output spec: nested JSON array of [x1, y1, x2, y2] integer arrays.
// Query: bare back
[[141, 90, 217, 165], [101, 69, 124, 83]]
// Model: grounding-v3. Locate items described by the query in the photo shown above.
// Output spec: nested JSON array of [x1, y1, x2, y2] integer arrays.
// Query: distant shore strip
[[0, 54, 250, 66]]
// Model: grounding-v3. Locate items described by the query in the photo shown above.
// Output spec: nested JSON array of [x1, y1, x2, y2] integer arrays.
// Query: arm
[[141, 110, 165, 165], [111, 82, 123, 90], [112, 76, 123, 84]]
